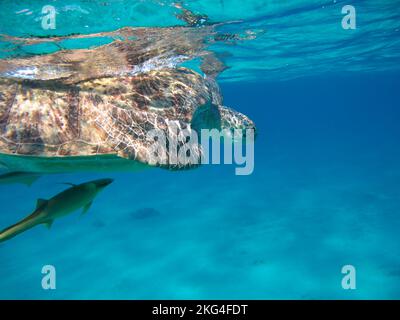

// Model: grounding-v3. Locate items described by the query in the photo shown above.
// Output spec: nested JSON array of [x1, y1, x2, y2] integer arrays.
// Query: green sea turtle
[[0, 6, 257, 174], [0, 66, 255, 173]]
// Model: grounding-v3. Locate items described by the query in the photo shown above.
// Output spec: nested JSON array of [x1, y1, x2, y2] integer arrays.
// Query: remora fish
[[0, 178, 113, 243], [0, 171, 41, 186]]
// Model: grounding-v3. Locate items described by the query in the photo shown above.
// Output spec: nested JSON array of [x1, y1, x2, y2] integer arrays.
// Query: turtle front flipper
[[173, 2, 210, 27], [191, 101, 222, 134]]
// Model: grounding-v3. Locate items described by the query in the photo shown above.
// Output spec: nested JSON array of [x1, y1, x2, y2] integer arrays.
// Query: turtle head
[[218, 105, 256, 140]]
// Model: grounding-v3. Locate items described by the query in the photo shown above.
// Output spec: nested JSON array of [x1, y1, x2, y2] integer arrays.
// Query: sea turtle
[[0, 66, 256, 173], [0, 4, 257, 173]]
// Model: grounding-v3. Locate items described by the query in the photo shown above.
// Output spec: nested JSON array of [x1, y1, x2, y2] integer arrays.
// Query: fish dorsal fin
[[36, 198, 48, 209], [44, 220, 54, 229], [191, 100, 222, 134], [22, 174, 41, 187], [81, 201, 93, 216], [24, 177, 39, 186]]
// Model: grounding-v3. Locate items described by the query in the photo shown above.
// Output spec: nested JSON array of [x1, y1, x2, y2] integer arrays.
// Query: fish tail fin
[[0, 212, 42, 243]]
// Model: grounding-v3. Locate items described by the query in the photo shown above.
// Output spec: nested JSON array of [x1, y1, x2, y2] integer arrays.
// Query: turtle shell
[[0, 68, 216, 167]]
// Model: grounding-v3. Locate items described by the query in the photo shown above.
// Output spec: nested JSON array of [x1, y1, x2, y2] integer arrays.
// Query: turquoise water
[[0, 0, 399, 299]]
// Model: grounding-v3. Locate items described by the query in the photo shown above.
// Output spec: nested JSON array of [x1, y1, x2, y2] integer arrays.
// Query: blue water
[[0, 1, 400, 299]]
